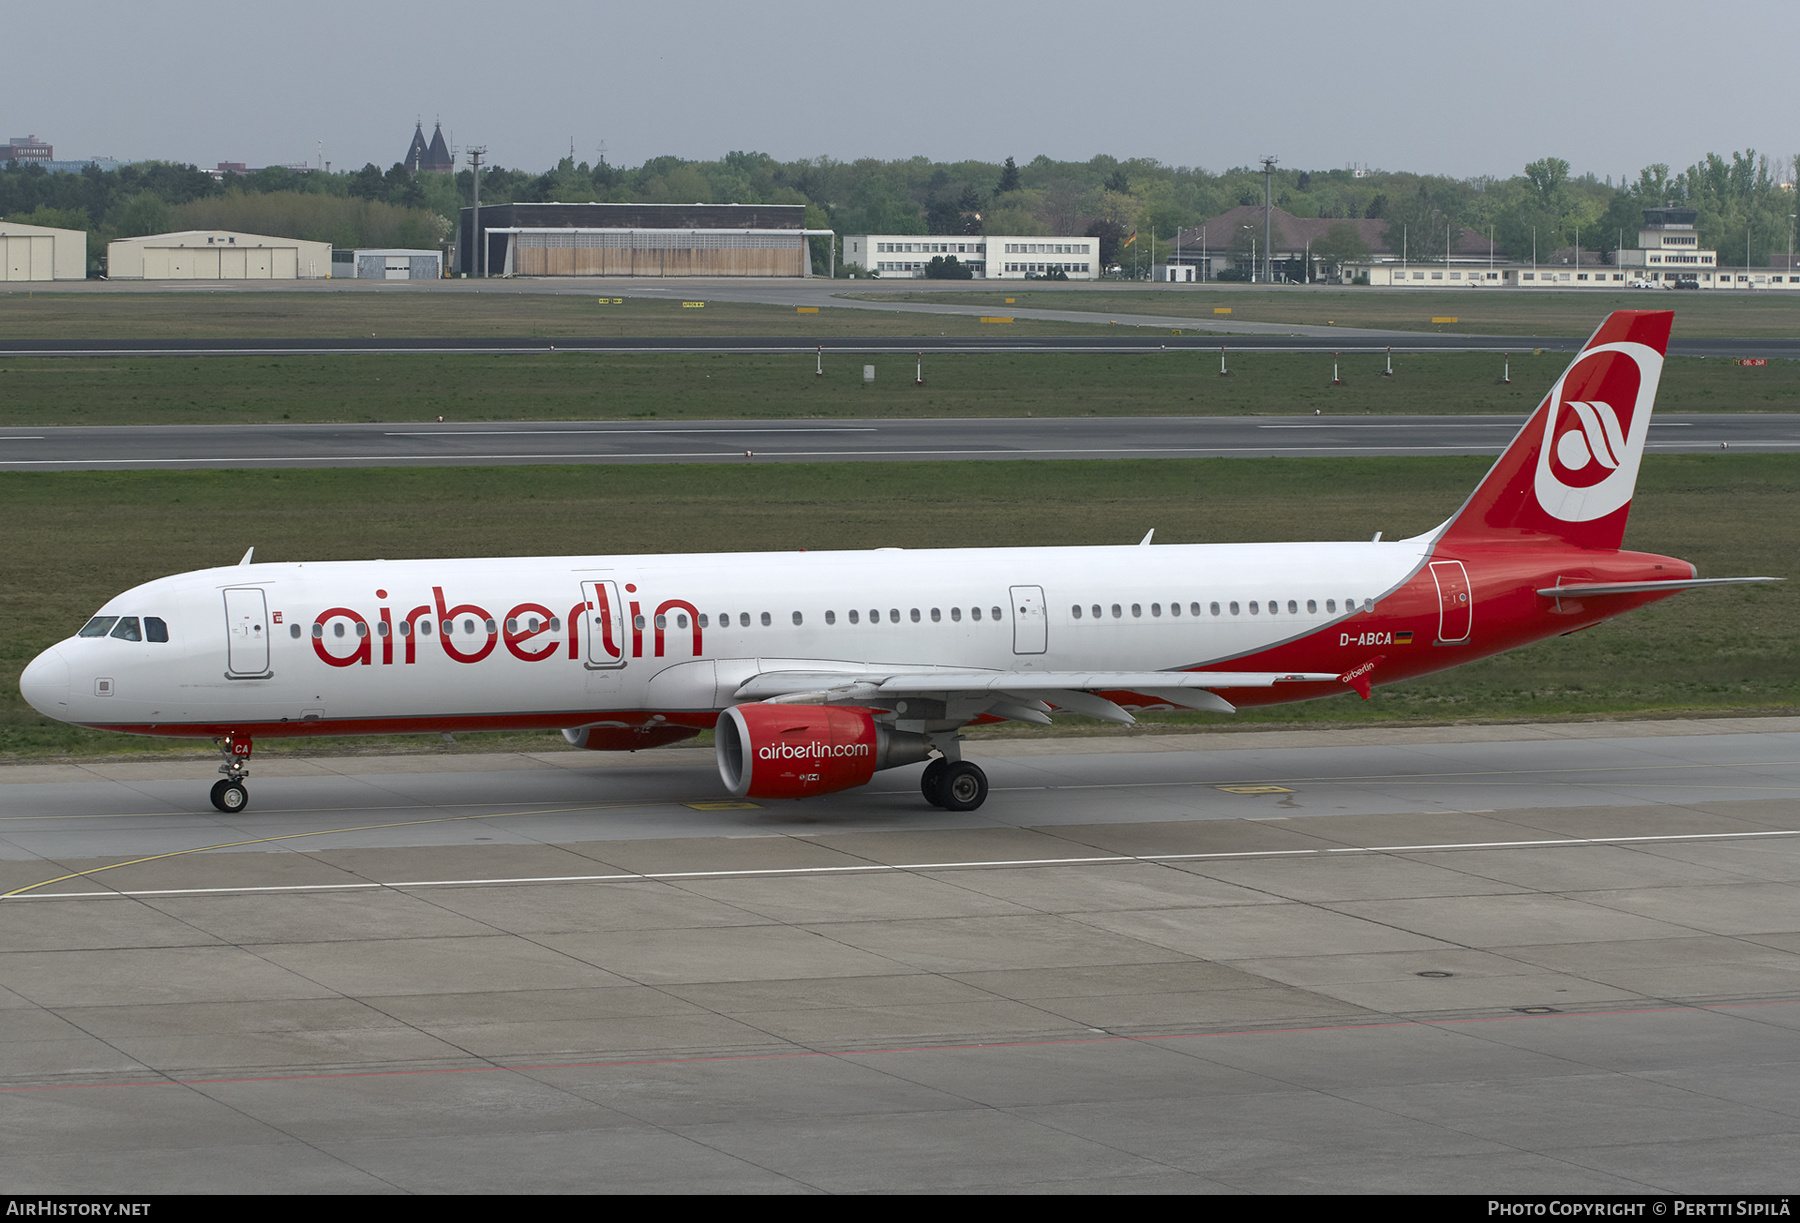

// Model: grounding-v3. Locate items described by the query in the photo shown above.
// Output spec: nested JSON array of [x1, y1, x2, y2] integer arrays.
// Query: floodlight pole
[[467, 145, 487, 278], [1261, 156, 1277, 285]]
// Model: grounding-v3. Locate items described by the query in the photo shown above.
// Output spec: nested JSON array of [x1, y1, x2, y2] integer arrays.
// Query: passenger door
[[223, 588, 271, 677], [1429, 561, 1472, 643], [579, 580, 627, 668]]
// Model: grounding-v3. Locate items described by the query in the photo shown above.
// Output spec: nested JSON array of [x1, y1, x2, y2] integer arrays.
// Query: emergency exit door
[[1010, 585, 1047, 654]]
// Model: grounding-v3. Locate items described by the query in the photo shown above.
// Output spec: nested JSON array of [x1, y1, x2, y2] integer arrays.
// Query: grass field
[[0, 291, 1125, 341], [2, 455, 1793, 759], [857, 287, 1800, 337], [3, 349, 1797, 427]]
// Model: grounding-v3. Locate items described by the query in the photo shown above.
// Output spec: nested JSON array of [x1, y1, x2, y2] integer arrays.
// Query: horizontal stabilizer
[[1537, 577, 1781, 598]]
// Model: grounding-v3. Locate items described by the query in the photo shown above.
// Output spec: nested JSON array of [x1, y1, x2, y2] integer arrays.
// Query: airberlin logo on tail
[[1534, 341, 1663, 522]]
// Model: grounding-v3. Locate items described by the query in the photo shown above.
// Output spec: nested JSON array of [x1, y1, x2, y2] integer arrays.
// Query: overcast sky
[[9, 1, 1793, 183]]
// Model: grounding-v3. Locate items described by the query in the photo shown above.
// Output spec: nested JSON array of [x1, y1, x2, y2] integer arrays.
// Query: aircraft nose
[[19, 646, 70, 718]]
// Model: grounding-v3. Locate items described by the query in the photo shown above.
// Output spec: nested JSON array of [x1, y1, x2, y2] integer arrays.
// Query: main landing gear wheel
[[937, 761, 988, 812], [210, 779, 248, 813], [920, 758, 950, 807]]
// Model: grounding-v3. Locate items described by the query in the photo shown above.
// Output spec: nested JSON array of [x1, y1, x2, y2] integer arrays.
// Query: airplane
[[17, 310, 1778, 815]]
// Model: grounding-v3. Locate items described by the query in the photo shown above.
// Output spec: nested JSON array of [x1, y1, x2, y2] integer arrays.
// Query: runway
[[4, 413, 1797, 471], [6, 333, 1800, 358], [3, 719, 1797, 1191], [9, 274, 1800, 352]]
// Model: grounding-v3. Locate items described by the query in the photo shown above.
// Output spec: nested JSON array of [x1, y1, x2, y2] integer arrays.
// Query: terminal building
[[0, 219, 87, 280], [459, 202, 829, 277], [106, 230, 332, 279], [843, 234, 1099, 279], [1353, 206, 1800, 291]]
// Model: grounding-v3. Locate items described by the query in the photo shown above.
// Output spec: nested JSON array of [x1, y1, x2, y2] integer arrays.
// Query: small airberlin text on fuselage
[[18, 311, 1781, 817]]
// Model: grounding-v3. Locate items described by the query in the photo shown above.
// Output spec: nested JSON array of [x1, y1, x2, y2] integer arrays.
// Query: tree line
[[5, 147, 1796, 276]]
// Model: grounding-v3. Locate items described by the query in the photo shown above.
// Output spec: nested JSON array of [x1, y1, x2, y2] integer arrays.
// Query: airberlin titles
[[302, 576, 1430, 678], [307, 582, 695, 668]]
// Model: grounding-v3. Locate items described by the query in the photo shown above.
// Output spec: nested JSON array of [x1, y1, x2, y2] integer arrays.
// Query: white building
[[330, 248, 443, 279], [0, 220, 86, 280], [1615, 206, 1715, 281], [1344, 205, 1800, 292], [106, 230, 332, 280], [844, 234, 1100, 279]]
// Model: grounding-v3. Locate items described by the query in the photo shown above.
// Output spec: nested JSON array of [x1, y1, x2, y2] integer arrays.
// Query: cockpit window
[[145, 617, 168, 642], [78, 616, 119, 638], [110, 617, 142, 641]]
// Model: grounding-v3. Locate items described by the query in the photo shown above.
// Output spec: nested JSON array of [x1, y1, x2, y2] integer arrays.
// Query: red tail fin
[[1438, 311, 1672, 551]]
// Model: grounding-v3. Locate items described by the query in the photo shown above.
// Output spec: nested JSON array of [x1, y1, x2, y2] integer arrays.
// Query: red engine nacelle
[[716, 703, 928, 799]]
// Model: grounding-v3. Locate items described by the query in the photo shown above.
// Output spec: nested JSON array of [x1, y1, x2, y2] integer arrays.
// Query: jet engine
[[716, 703, 930, 799]]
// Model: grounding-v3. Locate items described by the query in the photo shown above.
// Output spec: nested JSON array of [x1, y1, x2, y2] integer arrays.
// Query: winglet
[[1338, 655, 1384, 700], [238, 547, 255, 567], [1139, 529, 1155, 546]]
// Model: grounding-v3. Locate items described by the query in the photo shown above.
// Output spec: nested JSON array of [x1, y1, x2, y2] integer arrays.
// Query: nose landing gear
[[210, 733, 253, 812]]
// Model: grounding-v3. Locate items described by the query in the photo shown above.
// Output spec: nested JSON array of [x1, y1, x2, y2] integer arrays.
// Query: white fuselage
[[25, 541, 1429, 736]]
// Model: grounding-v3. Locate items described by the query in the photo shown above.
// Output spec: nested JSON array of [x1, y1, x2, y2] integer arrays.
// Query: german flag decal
[[1395, 631, 1415, 644]]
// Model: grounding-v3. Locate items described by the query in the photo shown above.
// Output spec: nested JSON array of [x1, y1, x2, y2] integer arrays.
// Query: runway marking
[[383, 427, 879, 437], [12, 443, 1798, 470], [1259, 422, 1697, 430], [8, 827, 1795, 902], [4, 757, 1797, 823], [0, 799, 664, 900], [4, 996, 1795, 1095]]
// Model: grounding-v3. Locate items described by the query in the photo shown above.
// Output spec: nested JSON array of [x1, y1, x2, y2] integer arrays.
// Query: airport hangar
[[105, 229, 332, 280], [0, 219, 87, 280], [457, 201, 835, 278]]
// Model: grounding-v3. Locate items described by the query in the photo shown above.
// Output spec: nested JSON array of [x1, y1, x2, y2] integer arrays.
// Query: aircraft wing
[[733, 668, 1343, 724]]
